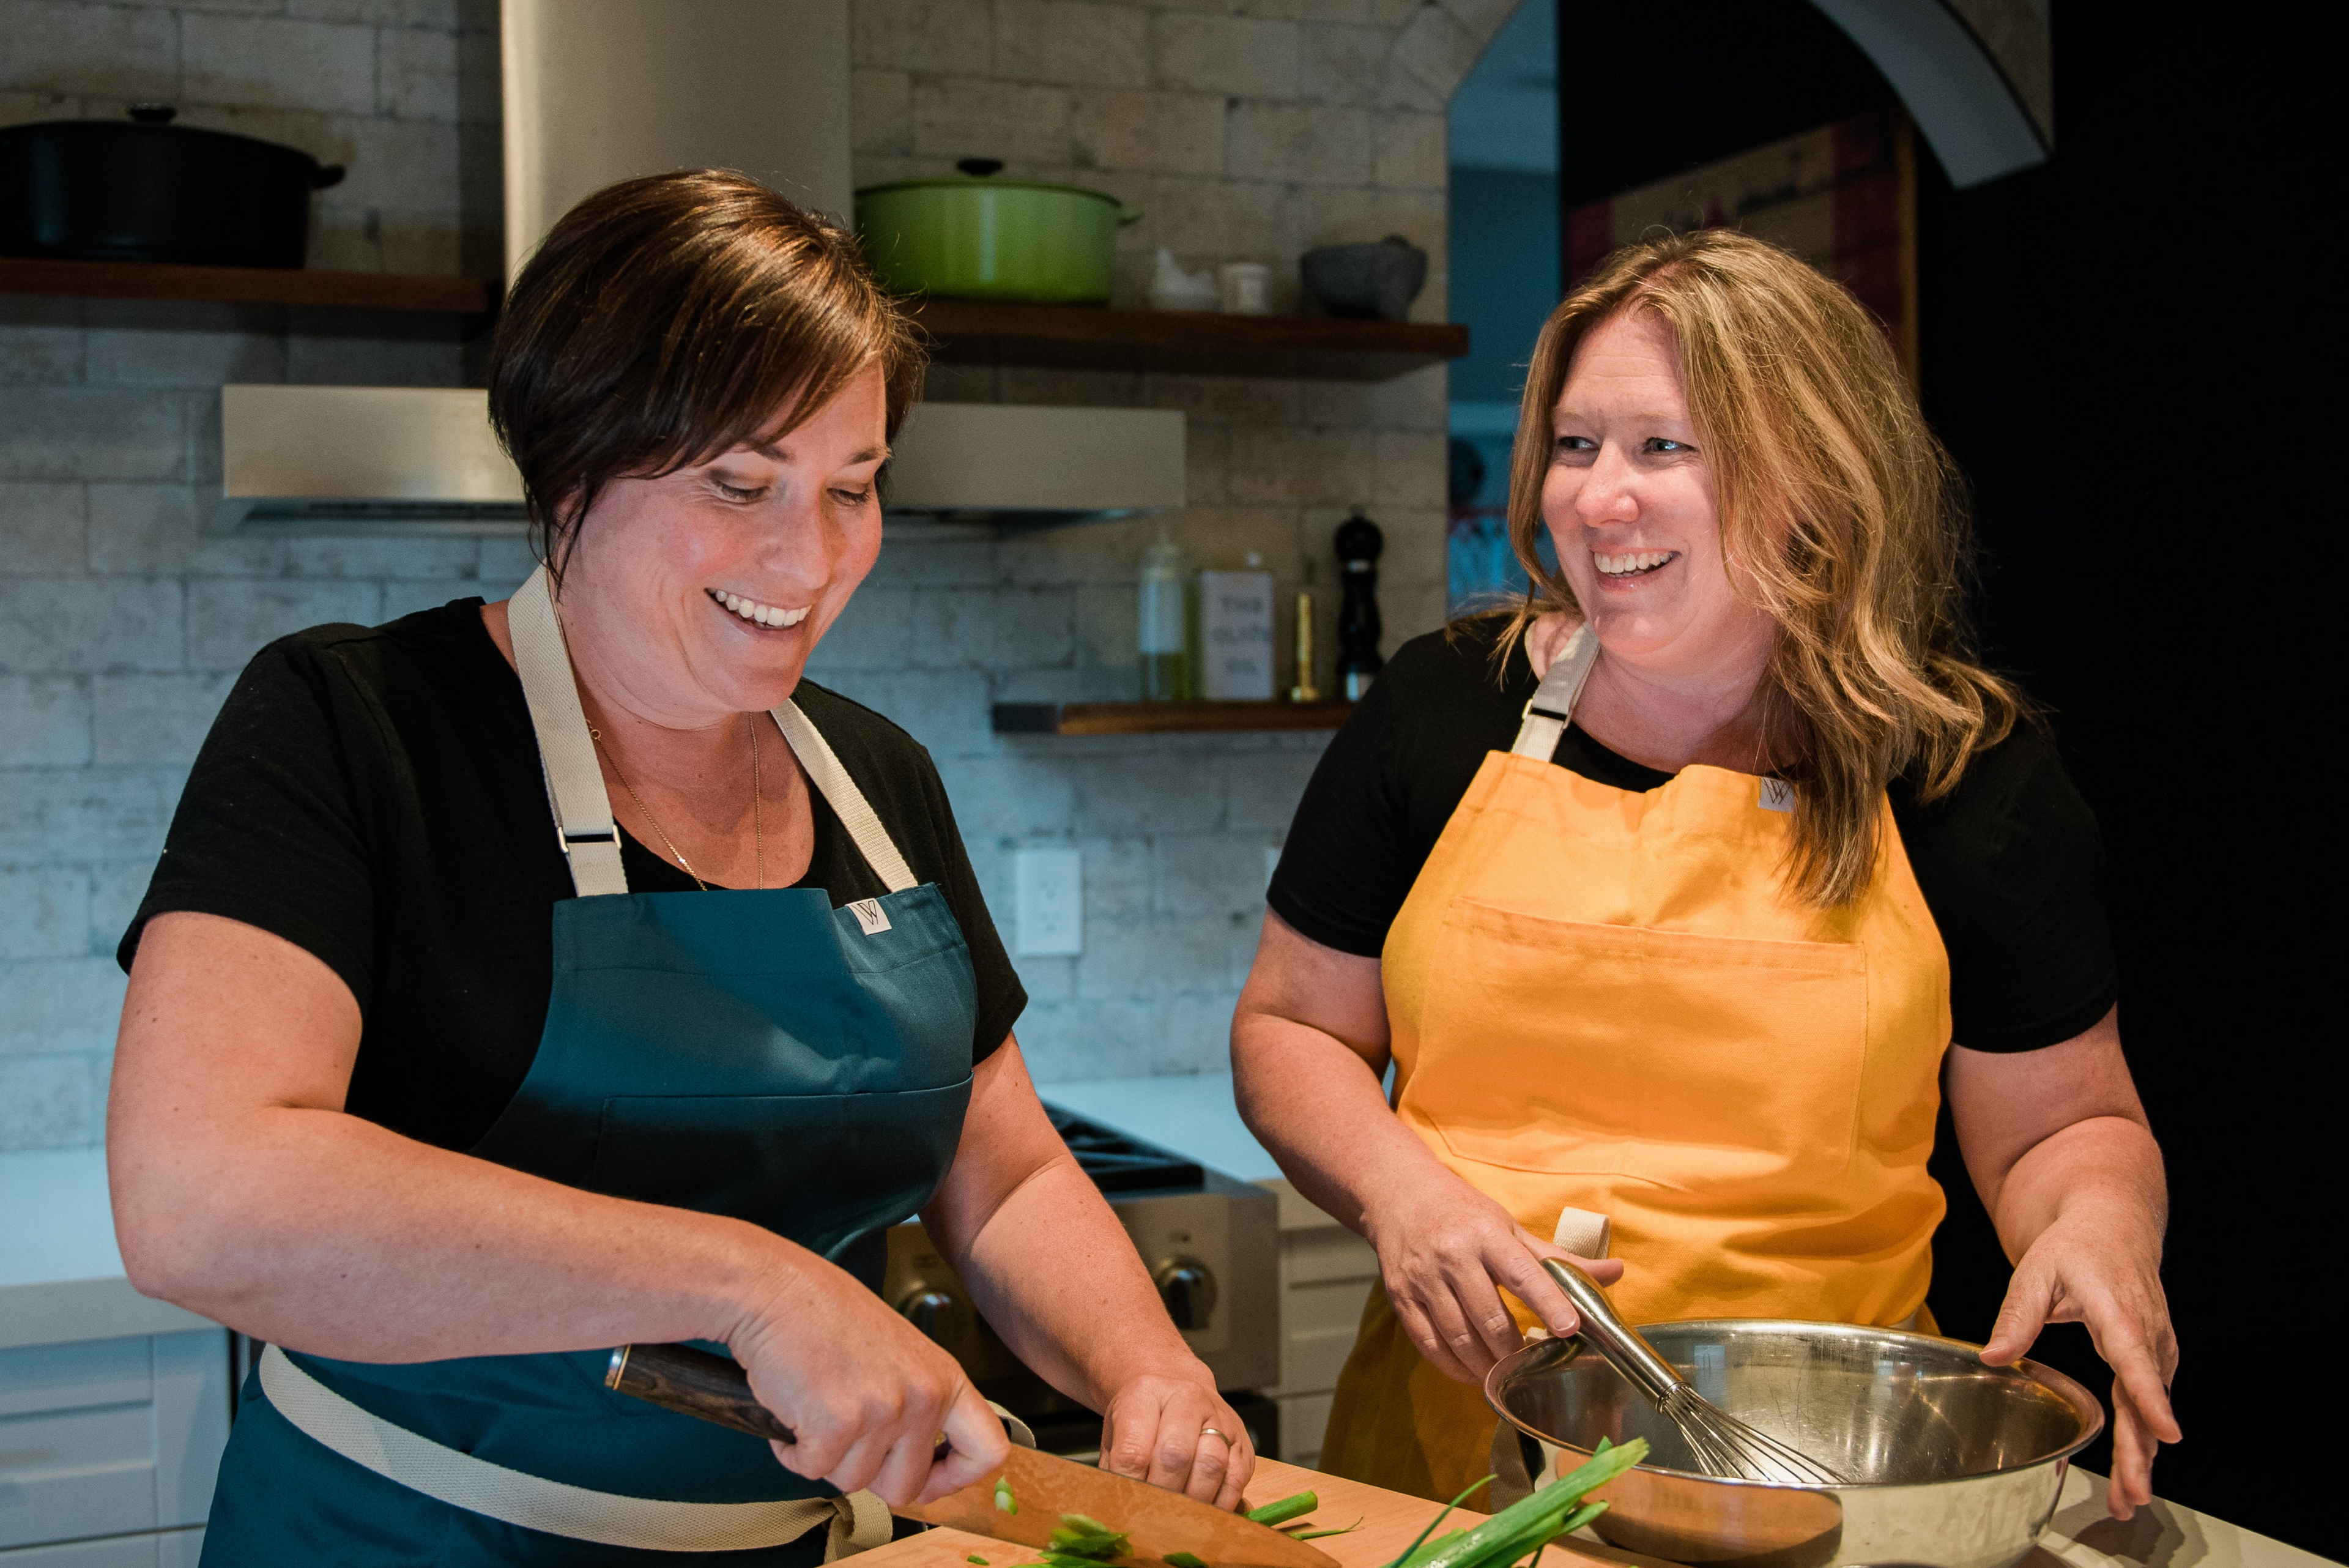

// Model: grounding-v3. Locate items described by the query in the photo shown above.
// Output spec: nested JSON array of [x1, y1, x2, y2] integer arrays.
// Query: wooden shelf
[[906, 298, 1465, 381], [0, 256, 495, 314], [993, 699, 1354, 735]]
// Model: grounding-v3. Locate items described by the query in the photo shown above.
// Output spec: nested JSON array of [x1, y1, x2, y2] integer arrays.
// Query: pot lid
[[856, 156, 1124, 208], [0, 103, 335, 168]]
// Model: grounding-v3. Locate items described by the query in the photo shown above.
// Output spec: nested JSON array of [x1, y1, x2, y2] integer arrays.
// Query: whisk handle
[[1540, 1255, 1688, 1404]]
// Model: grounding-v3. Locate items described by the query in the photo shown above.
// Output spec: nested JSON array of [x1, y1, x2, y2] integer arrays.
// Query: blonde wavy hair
[[1502, 228, 2022, 907]]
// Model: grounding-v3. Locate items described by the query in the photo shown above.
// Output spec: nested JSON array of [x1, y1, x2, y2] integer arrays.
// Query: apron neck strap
[[770, 702, 918, 894], [511, 566, 629, 897], [1510, 623, 1600, 760], [510, 566, 920, 899]]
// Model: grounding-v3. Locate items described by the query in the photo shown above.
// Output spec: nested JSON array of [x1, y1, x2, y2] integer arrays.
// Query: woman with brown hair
[[1235, 230, 2177, 1518], [106, 172, 1251, 1564]]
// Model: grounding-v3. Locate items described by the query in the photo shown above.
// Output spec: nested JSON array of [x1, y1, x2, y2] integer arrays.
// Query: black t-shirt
[[1268, 622, 2117, 1053], [120, 599, 1026, 1152]]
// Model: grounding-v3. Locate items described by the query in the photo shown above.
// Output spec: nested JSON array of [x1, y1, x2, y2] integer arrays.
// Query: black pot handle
[[313, 164, 348, 190], [956, 157, 1004, 177]]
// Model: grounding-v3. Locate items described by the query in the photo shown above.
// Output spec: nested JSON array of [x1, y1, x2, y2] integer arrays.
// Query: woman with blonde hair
[[1234, 229, 2176, 1518]]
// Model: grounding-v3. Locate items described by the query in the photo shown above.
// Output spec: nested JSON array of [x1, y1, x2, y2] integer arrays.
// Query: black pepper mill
[[1334, 507, 1383, 701]]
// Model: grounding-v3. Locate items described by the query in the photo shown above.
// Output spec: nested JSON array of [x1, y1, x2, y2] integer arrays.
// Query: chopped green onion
[[1245, 1491, 1319, 1528], [995, 1479, 1019, 1515], [1292, 1518, 1364, 1542], [1046, 1512, 1131, 1562], [1165, 1555, 1209, 1568], [968, 1557, 989, 1564]]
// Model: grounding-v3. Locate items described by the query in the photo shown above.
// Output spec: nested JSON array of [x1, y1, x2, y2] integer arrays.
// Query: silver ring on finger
[[1199, 1426, 1231, 1446]]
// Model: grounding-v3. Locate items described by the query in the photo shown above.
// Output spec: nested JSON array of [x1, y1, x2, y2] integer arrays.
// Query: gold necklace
[[587, 716, 763, 891]]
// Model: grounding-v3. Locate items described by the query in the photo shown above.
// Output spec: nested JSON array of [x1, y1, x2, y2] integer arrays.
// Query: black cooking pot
[[0, 104, 346, 269]]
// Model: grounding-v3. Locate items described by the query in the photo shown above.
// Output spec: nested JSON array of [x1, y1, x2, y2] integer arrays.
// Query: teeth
[[1594, 550, 1675, 576], [710, 589, 811, 628]]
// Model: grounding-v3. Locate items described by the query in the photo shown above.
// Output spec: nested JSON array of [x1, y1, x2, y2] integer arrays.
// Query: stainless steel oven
[[883, 1107, 1280, 1458]]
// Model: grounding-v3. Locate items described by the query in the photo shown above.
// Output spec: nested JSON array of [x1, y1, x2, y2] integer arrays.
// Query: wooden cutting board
[[856, 1457, 1672, 1568]]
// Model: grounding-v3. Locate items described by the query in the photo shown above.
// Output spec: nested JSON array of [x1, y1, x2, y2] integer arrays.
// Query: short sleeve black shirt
[[120, 600, 1026, 1151], [1267, 623, 2116, 1053]]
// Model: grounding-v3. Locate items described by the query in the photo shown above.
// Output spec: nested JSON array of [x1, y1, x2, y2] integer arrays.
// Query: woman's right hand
[[727, 1248, 1009, 1507], [1362, 1174, 1625, 1385]]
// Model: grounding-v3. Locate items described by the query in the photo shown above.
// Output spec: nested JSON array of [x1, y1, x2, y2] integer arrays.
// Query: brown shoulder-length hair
[[1500, 228, 2022, 907], [488, 169, 923, 577]]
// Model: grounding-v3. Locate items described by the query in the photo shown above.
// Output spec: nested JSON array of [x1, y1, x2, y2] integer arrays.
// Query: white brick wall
[[1, 0, 1554, 1148], [2, 0, 501, 1148]]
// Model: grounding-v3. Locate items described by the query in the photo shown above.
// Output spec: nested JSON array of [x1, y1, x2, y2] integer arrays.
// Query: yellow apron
[[1320, 627, 1951, 1503]]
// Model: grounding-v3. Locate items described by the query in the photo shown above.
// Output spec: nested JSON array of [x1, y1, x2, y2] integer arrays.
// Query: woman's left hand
[[1099, 1369, 1255, 1510], [1980, 1200, 2180, 1519]]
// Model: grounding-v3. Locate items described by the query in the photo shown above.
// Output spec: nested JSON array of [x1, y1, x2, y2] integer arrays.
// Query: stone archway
[[1398, 0, 2049, 187]]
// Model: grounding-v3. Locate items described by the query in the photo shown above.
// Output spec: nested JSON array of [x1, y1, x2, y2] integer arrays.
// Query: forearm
[[1984, 1114, 2167, 1265], [110, 1104, 798, 1363], [947, 1157, 1202, 1408], [1231, 1014, 1451, 1238]]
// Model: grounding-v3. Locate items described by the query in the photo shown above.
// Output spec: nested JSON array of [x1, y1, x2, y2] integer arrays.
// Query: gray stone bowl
[[1301, 235, 1428, 321]]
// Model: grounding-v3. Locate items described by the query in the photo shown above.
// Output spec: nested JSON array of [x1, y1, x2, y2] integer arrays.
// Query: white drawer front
[[1273, 1392, 1334, 1467], [1279, 1227, 1379, 1288], [0, 1525, 198, 1565], [0, 1343, 150, 1422], [0, 1334, 227, 1552]]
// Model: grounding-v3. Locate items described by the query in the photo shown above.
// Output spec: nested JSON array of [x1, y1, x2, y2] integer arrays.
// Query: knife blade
[[608, 1343, 1341, 1568]]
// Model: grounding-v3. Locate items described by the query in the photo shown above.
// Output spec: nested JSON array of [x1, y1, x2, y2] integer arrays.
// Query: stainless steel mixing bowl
[[1486, 1321, 2104, 1568]]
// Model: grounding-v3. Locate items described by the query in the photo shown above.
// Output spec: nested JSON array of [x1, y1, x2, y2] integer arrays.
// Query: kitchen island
[[853, 1455, 2327, 1568]]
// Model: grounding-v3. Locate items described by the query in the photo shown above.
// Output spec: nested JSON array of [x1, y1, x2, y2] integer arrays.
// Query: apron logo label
[[1759, 778, 1795, 813], [848, 899, 892, 935]]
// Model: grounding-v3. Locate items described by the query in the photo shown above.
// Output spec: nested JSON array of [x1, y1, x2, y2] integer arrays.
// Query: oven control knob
[[1154, 1257, 1217, 1331], [897, 1285, 970, 1343]]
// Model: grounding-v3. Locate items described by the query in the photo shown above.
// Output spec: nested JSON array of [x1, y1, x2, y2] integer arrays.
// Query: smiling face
[[1542, 310, 1775, 682], [552, 363, 890, 727]]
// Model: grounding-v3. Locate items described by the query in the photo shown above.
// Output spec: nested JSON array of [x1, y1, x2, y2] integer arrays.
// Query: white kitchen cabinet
[[0, 1331, 228, 1561], [1261, 1181, 1379, 1468]]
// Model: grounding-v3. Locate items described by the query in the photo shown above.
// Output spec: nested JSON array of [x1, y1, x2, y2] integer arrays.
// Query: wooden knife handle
[[606, 1342, 795, 1444]]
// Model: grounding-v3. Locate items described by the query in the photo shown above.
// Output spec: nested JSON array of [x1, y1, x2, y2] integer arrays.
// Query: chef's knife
[[608, 1342, 1340, 1568]]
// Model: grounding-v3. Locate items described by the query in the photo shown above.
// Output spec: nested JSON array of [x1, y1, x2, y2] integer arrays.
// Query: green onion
[[1292, 1519, 1364, 1542], [995, 1479, 1018, 1515], [1245, 1491, 1319, 1528], [967, 1557, 989, 1564], [1165, 1555, 1209, 1568], [1378, 1475, 1493, 1568], [1384, 1439, 1647, 1568], [1045, 1512, 1131, 1562]]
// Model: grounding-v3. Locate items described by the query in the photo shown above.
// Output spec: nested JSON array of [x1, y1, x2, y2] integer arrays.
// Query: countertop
[[1043, 1073, 1283, 1185], [0, 1076, 1284, 1352], [1043, 1073, 1344, 1232], [0, 1145, 217, 1350]]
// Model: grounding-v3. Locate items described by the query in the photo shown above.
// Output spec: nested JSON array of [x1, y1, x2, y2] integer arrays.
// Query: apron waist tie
[[259, 1344, 892, 1557]]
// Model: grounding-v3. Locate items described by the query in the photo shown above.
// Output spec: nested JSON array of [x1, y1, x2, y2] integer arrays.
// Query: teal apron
[[199, 570, 978, 1564]]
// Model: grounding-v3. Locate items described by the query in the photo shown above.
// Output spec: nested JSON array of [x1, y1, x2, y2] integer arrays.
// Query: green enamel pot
[[855, 158, 1140, 304]]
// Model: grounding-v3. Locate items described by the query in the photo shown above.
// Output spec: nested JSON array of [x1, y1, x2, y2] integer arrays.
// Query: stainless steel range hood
[[216, 388, 1184, 532], [216, 0, 1179, 529]]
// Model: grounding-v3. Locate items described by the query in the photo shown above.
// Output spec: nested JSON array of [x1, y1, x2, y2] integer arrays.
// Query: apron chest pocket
[[1405, 899, 1871, 1192]]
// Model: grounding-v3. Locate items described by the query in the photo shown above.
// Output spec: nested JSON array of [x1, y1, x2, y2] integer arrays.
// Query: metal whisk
[[1538, 1257, 1845, 1486]]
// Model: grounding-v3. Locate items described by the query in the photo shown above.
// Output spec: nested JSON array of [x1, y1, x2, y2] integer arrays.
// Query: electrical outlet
[[1015, 847, 1083, 957]]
